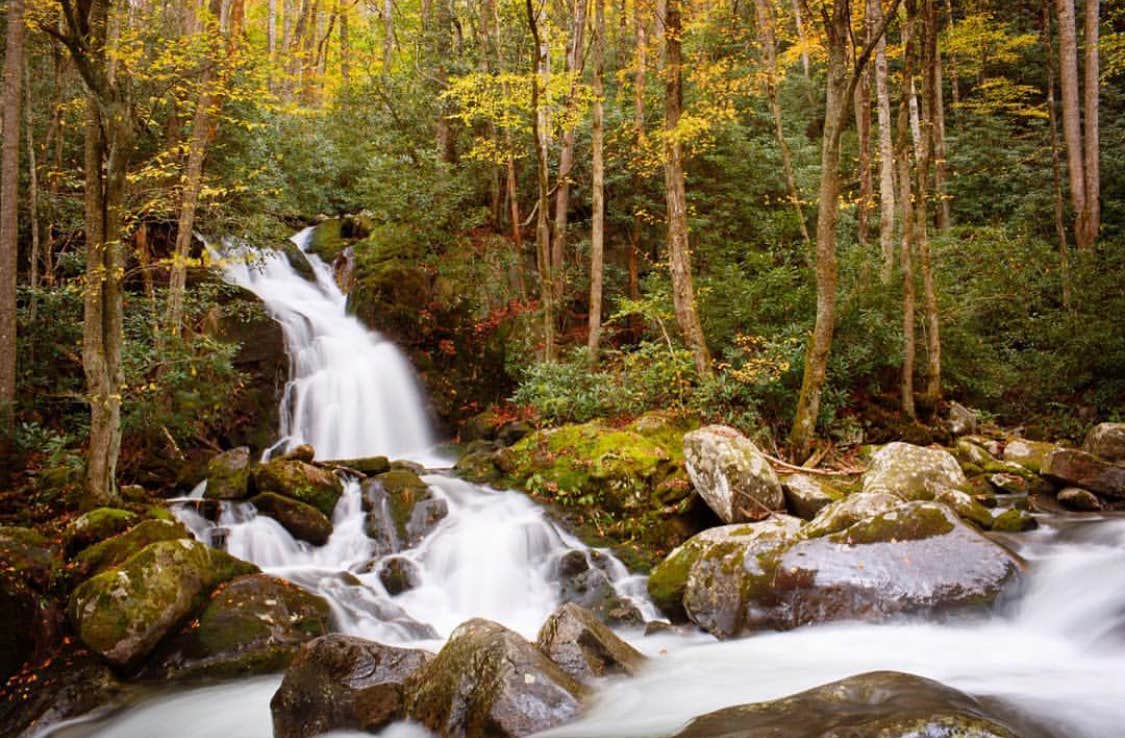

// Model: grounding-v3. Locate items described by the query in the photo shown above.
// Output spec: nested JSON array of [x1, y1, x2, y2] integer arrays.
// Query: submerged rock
[[670, 671, 1019, 738], [403, 618, 585, 738], [1084, 423, 1125, 464], [329, 455, 391, 476], [684, 425, 784, 523], [862, 442, 968, 501], [250, 492, 333, 546], [1042, 448, 1125, 498], [362, 470, 448, 549], [554, 549, 643, 626], [378, 556, 421, 595], [253, 459, 344, 516], [271, 634, 432, 738], [204, 446, 252, 500], [68, 539, 258, 667], [536, 602, 646, 684]]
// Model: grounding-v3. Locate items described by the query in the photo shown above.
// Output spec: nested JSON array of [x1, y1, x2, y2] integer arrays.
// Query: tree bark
[[0, 0, 23, 434], [854, 6, 874, 247], [1055, 0, 1087, 248], [527, 0, 556, 361], [663, 0, 711, 377], [916, 0, 942, 409], [872, 0, 896, 283], [629, 0, 646, 312], [25, 59, 41, 319], [588, 0, 606, 358], [1080, 0, 1099, 248], [1043, 0, 1071, 308], [896, 6, 918, 419], [339, 0, 350, 89], [791, 0, 810, 79], [384, 0, 394, 71], [932, 44, 951, 231]]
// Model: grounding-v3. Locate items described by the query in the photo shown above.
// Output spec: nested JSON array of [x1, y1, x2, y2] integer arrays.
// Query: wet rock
[[935, 488, 996, 529], [670, 671, 1019, 738], [379, 556, 421, 595], [204, 447, 252, 500], [455, 440, 502, 484], [498, 421, 533, 447], [801, 492, 904, 538], [253, 459, 344, 516], [155, 574, 331, 680], [863, 442, 968, 501], [271, 634, 433, 738], [989, 473, 1029, 495], [282, 444, 317, 463], [684, 425, 784, 523], [362, 470, 448, 548], [1002, 438, 1056, 473], [955, 439, 997, 469], [1042, 448, 1125, 498], [948, 402, 979, 436], [62, 508, 138, 556], [1057, 487, 1103, 511], [536, 603, 646, 684], [683, 503, 1023, 637], [990, 508, 1039, 532], [330, 455, 391, 476], [648, 518, 803, 623], [462, 409, 504, 443], [250, 492, 333, 546], [71, 518, 190, 580], [781, 474, 844, 520], [403, 619, 585, 738], [0, 648, 123, 738], [68, 539, 258, 667], [554, 550, 643, 626], [1084, 423, 1125, 464]]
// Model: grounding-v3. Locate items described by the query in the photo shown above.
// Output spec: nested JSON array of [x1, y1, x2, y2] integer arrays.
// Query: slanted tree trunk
[[1080, 0, 1099, 248], [663, 0, 711, 377], [527, 0, 556, 361], [0, 0, 24, 435], [588, 0, 606, 358], [339, 0, 350, 90], [872, 0, 896, 283], [383, 0, 394, 71], [1043, 0, 1071, 308]]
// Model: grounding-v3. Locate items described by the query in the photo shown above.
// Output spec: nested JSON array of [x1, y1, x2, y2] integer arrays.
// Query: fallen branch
[[762, 452, 865, 477]]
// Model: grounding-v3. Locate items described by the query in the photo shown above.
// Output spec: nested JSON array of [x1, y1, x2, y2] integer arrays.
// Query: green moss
[[252, 460, 342, 517], [376, 469, 432, 540], [307, 218, 345, 260], [73, 519, 190, 579], [828, 504, 956, 545], [647, 542, 706, 619], [990, 508, 1038, 533], [64, 508, 138, 555]]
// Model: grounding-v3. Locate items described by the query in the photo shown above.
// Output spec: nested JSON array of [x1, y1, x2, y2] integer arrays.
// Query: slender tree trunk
[[943, 0, 960, 111], [1043, 0, 1071, 308], [756, 0, 809, 244], [0, 0, 23, 434], [916, 0, 941, 409], [1055, 0, 1087, 249], [629, 0, 646, 310], [433, 0, 456, 163], [896, 8, 917, 419], [663, 0, 711, 377], [588, 0, 606, 358], [527, 0, 556, 361], [383, 0, 394, 71], [872, 0, 896, 283], [339, 0, 350, 90], [854, 3, 874, 247], [24, 60, 41, 319], [933, 45, 951, 230], [791, 0, 810, 79], [1080, 0, 1099, 248]]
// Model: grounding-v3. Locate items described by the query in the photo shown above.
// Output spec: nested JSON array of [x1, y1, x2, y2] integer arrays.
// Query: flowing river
[[45, 231, 1125, 738]]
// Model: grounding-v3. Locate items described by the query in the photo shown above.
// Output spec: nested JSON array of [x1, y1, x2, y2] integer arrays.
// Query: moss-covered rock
[[553, 549, 643, 626], [454, 440, 503, 484], [1042, 448, 1125, 498], [935, 488, 996, 530], [1057, 486, 1103, 511], [781, 474, 844, 520], [271, 634, 432, 738], [204, 447, 252, 500], [362, 470, 448, 548], [253, 459, 343, 516], [63, 508, 139, 556], [154, 574, 331, 680], [684, 425, 784, 523], [72, 518, 190, 580], [535, 602, 646, 684], [1001, 438, 1056, 473], [990, 507, 1039, 532], [403, 619, 585, 738], [0, 527, 62, 684], [863, 442, 968, 500], [68, 539, 258, 667], [250, 493, 334, 546], [670, 671, 1019, 738], [1084, 423, 1125, 464], [329, 455, 391, 476], [801, 492, 905, 539]]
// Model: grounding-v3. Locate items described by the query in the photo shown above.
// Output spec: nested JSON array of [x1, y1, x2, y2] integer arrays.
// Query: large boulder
[[361, 470, 448, 550], [62, 508, 138, 556], [1001, 438, 1056, 473], [781, 474, 843, 520], [68, 539, 258, 667], [554, 549, 643, 626], [1057, 487, 1103, 511], [403, 618, 585, 738], [253, 459, 343, 516], [670, 671, 1019, 738], [683, 425, 784, 523], [270, 634, 432, 738], [536, 603, 646, 684], [204, 447, 252, 500], [156, 574, 332, 680], [70, 518, 190, 580], [801, 492, 904, 539], [1084, 423, 1125, 463], [1042, 448, 1125, 498], [862, 442, 968, 500], [647, 518, 803, 623], [0, 648, 122, 738], [250, 492, 333, 546]]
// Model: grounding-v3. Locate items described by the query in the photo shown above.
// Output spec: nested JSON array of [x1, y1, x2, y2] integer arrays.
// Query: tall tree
[[871, 0, 896, 283], [0, 0, 24, 435], [1055, 0, 1098, 250], [915, 0, 942, 408], [527, 0, 556, 361], [588, 0, 606, 358], [1081, 0, 1099, 247], [1043, 0, 1072, 308], [551, 0, 589, 303], [789, 0, 899, 455], [663, 0, 711, 377]]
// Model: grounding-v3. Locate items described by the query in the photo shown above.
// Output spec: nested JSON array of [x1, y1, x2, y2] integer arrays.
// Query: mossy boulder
[[253, 459, 343, 516], [250, 493, 334, 546], [1042, 448, 1125, 498], [329, 455, 391, 476], [68, 539, 258, 667], [684, 425, 784, 523], [1057, 487, 1103, 511], [71, 518, 190, 580], [155, 574, 332, 680], [63, 508, 138, 556], [781, 474, 844, 520], [801, 492, 905, 539], [0, 647, 123, 738], [361, 470, 448, 549], [455, 440, 503, 484], [535, 602, 646, 684], [1084, 422, 1125, 464], [863, 442, 968, 500], [403, 618, 585, 738], [1001, 438, 1056, 473], [990, 507, 1039, 532], [935, 488, 996, 529], [670, 671, 1019, 738], [553, 549, 643, 626], [271, 634, 432, 738], [204, 447, 252, 500]]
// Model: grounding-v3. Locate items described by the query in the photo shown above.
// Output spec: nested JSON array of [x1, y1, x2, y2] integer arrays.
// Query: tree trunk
[[916, 0, 942, 409], [0, 0, 23, 434], [755, 0, 809, 244], [384, 0, 394, 71], [339, 0, 350, 90], [588, 0, 606, 358], [896, 8, 917, 419], [433, 0, 456, 163], [943, 0, 960, 111], [1043, 0, 1071, 308], [24, 59, 41, 319], [854, 5, 874, 247], [629, 0, 646, 312], [527, 0, 556, 361], [1055, 0, 1087, 249], [791, 0, 810, 79], [872, 0, 896, 283], [1080, 0, 1099, 248]]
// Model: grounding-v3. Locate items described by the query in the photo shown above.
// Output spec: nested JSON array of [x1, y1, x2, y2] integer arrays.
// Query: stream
[[44, 231, 1125, 738]]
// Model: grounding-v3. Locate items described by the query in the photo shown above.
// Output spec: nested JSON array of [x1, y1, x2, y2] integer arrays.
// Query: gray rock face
[[1042, 448, 1125, 498], [271, 634, 433, 738], [948, 402, 979, 436], [862, 442, 968, 500], [670, 671, 1020, 738], [403, 619, 585, 738], [204, 447, 252, 500], [1083, 423, 1125, 464], [536, 603, 646, 684], [683, 425, 784, 523], [781, 474, 843, 520]]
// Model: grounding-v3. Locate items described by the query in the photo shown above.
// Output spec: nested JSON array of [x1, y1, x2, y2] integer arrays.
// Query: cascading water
[[48, 231, 1125, 738]]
